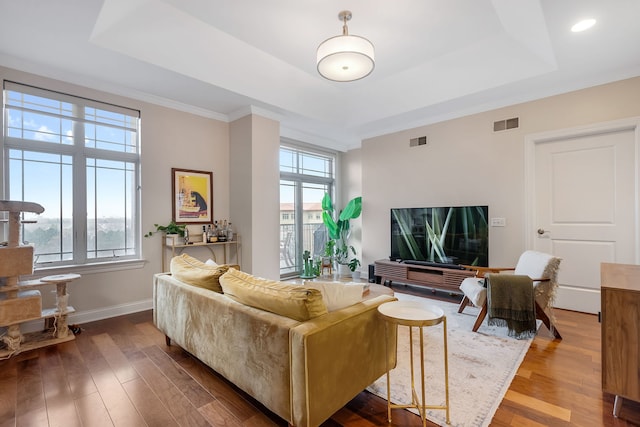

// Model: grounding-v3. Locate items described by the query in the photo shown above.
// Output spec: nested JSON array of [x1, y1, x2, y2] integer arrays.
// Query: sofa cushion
[[220, 269, 328, 321], [170, 253, 231, 293], [303, 281, 364, 311]]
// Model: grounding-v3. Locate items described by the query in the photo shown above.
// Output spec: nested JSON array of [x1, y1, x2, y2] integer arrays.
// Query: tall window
[[3, 81, 141, 267], [279, 143, 335, 278]]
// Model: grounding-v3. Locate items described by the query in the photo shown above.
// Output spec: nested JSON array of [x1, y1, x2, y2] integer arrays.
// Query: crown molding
[[228, 105, 284, 123], [0, 54, 228, 122]]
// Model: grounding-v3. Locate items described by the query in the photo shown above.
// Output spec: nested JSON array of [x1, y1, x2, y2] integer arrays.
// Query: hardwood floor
[[1, 284, 638, 427]]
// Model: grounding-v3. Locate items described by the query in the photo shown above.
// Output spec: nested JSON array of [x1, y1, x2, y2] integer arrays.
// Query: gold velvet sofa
[[153, 272, 397, 427]]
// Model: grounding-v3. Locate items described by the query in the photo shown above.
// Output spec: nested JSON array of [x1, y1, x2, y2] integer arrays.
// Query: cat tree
[[0, 200, 80, 358]]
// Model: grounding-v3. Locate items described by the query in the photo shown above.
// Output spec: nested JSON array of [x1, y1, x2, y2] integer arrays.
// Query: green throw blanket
[[486, 274, 536, 339]]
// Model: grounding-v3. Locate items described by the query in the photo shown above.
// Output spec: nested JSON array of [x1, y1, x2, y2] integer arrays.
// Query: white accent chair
[[457, 250, 562, 339]]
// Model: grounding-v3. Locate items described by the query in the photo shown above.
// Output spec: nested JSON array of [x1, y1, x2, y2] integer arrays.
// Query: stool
[[377, 300, 450, 426], [321, 257, 332, 276]]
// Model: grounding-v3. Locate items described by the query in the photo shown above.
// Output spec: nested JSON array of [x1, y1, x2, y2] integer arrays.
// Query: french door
[[279, 180, 331, 277], [279, 144, 335, 278]]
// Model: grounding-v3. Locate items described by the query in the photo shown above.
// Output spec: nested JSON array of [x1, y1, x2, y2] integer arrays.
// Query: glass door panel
[[280, 180, 330, 278], [302, 182, 328, 259], [280, 180, 297, 275]]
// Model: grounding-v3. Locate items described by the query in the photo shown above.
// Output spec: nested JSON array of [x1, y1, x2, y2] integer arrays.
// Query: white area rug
[[367, 293, 537, 427]]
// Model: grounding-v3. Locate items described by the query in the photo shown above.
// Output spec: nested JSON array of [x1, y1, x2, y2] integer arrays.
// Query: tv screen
[[390, 206, 488, 267]]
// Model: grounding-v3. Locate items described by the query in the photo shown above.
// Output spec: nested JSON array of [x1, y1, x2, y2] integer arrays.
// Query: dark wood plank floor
[[1, 283, 639, 426]]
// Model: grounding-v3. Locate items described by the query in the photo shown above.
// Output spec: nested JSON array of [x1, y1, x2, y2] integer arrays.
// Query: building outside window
[[2, 81, 141, 268], [279, 142, 335, 278]]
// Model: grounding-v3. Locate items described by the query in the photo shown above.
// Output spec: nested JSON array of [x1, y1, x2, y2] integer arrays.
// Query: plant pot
[[165, 234, 180, 246], [337, 263, 351, 277], [351, 270, 361, 281]]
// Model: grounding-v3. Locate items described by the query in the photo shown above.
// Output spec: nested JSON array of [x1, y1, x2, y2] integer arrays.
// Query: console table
[[161, 237, 241, 271], [374, 259, 475, 293]]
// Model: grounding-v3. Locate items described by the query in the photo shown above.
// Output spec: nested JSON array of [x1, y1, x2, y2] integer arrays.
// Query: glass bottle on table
[[218, 220, 227, 242], [208, 224, 217, 243], [227, 222, 234, 241]]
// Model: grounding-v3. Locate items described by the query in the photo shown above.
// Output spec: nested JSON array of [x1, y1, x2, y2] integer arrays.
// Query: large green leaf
[[322, 193, 362, 258], [322, 211, 339, 239], [339, 196, 362, 221], [321, 192, 334, 213]]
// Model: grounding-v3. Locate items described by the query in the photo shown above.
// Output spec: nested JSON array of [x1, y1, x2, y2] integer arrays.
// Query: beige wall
[[4, 63, 640, 320], [340, 148, 363, 266], [249, 115, 281, 278], [230, 115, 253, 271], [230, 114, 281, 278], [360, 76, 640, 271], [143, 102, 231, 270], [0, 66, 231, 321]]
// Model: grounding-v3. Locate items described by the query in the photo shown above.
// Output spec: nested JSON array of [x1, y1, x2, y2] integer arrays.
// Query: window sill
[[29, 259, 147, 279]]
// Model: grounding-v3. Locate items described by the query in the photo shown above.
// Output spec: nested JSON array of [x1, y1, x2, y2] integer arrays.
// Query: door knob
[[537, 228, 546, 235]]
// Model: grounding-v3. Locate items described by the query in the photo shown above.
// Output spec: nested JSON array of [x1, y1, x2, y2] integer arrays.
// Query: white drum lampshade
[[317, 11, 375, 82]]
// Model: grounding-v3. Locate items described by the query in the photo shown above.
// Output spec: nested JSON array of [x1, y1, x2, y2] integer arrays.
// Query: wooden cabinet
[[601, 262, 640, 418], [374, 259, 474, 292]]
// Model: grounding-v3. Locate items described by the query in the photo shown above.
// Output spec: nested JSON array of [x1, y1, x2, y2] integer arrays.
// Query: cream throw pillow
[[303, 281, 364, 311], [220, 268, 328, 321], [170, 253, 231, 293]]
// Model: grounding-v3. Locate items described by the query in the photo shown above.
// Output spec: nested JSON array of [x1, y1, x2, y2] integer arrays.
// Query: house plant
[[300, 250, 317, 279], [348, 257, 361, 280], [348, 257, 361, 272], [321, 193, 362, 275], [145, 221, 187, 245]]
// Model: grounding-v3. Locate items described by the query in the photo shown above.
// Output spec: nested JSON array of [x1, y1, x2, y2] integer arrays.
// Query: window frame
[[279, 140, 336, 279], [2, 80, 143, 272]]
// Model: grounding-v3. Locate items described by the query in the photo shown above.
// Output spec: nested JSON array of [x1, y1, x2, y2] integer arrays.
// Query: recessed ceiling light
[[571, 18, 596, 32]]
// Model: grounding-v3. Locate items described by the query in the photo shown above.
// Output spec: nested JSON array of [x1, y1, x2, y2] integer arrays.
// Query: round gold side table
[[377, 300, 450, 426]]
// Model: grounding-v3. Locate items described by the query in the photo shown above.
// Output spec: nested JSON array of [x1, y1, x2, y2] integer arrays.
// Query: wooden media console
[[374, 259, 475, 293]]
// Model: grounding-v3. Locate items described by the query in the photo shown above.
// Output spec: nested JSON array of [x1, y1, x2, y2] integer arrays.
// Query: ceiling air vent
[[493, 117, 519, 132], [409, 136, 427, 147]]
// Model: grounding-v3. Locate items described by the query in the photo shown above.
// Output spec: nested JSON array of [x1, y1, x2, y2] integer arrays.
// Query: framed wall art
[[171, 168, 213, 224]]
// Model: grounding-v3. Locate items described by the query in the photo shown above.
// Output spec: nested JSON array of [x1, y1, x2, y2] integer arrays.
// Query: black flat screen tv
[[390, 206, 489, 267]]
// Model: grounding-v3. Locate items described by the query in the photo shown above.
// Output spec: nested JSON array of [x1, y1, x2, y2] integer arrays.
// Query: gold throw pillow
[[219, 268, 328, 321], [170, 253, 232, 293]]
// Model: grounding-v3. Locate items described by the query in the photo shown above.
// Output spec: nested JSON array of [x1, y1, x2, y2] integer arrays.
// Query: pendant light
[[317, 10, 375, 82]]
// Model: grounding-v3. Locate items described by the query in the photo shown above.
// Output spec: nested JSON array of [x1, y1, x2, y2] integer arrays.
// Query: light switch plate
[[490, 217, 506, 227]]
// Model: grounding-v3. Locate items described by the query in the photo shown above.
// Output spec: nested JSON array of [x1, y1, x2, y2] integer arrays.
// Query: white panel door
[[528, 120, 639, 314]]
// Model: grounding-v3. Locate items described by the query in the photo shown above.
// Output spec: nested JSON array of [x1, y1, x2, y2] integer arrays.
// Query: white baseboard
[[20, 299, 153, 334], [555, 286, 601, 314]]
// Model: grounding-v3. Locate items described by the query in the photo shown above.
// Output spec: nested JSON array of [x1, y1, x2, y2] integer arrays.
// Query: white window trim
[[2, 80, 142, 269]]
